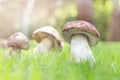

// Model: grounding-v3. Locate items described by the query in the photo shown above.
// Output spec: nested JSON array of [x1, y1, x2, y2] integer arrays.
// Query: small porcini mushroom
[[0, 40, 8, 48], [7, 32, 29, 55], [32, 26, 64, 53], [62, 20, 100, 65]]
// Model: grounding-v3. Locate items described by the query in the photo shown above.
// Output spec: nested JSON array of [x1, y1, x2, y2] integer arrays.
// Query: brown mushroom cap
[[32, 26, 63, 48], [62, 20, 100, 46], [0, 40, 8, 48], [7, 32, 29, 50]]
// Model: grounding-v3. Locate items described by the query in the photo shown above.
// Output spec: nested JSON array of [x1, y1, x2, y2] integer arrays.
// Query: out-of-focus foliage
[[108, 0, 120, 41], [0, 0, 113, 40], [47, 0, 113, 40], [0, 0, 78, 38], [93, 0, 112, 40], [47, 1, 77, 34], [30, 0, 78, 38]]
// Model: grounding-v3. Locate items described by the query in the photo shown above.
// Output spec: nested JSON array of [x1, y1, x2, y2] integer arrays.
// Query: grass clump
[[0, 42, 120, 80]]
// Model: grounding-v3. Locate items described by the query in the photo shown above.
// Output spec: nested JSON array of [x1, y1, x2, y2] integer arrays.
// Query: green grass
[[0, 41, 120, 80]]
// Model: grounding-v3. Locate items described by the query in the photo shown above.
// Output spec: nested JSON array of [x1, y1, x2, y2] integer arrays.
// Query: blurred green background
[[0, 0, 119, 41]]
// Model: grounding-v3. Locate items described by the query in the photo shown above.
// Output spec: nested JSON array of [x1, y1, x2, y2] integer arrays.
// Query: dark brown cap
[[62, 20, 100, 46], [7, 32, 29, 49], [32, 26, 64, 48]]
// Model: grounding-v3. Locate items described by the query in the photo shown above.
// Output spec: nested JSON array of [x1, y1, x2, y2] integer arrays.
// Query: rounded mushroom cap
[[0, 40, 8, 48], [62, 20, 100, 46], [7, 32, 29, 50], [32, 26, 63, 48]]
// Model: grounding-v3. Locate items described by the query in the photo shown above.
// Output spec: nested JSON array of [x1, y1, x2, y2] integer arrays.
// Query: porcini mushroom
[[7, 32, 29, 55], [62, 20, 100, 65], [0, 40, 8, 48], [32, 26, 64, 54]]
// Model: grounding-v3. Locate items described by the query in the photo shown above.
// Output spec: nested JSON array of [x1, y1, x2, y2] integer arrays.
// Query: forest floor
[[0, 41, 120, 80]]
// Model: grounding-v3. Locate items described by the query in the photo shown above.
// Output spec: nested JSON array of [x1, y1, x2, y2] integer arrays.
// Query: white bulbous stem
[[7, 47, 21, 56], [34, 38, 53, 54], [70, 35, 95, 65]]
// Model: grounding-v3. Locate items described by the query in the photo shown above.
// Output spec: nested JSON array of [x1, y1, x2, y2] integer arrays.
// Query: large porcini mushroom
[[62, 20, 100, 65], [7, 32, 29, 55], [32, 26, 64, 53]]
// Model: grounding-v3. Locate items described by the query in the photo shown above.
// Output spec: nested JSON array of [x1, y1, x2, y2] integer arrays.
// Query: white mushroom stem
[[7, 47, 21, 56], [34, 38, 53, 53], [70, 35, 95, 65]]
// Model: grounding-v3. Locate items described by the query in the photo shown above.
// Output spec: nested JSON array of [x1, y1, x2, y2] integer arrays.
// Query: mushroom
[[0, 40, 8, 48], [62, 20, 100, 65], [7, 32, 29, 55], [32, 26, 64, 54]]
